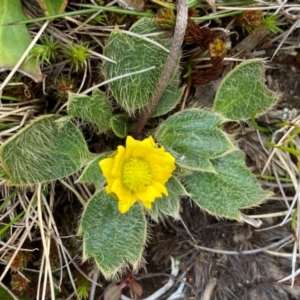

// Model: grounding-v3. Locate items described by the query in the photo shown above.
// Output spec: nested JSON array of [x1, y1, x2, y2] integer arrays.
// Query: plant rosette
[[0, 15, 276, 280]]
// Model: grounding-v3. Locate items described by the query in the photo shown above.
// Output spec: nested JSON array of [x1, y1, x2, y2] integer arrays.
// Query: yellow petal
[[136, 184, 163, 202], [100, 135, 176, 213], [111, 178, 137, 205], [141, 200, 153, 210], [142, 136, 156, 147], [99, 158, 115, 180], [148, 153, 175, 183], [125, 136, 139, 159], [111, 146, 125, 177], [132, 136, 156, 158], [152, 181, 168, 196], [118, 200, 132, 213], [105, 185, 113, 194]]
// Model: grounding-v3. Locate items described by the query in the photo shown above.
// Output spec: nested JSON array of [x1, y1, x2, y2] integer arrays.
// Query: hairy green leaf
[[214, 60, 276, 120], [150, 82, 184, 118], [110, 114, 130, 138], [103, 18, 182, 115], [183, 151, 271, 220], [67, 89, 112, 133], [155, 109, 235, 172], [0, 0, 42, 81], [0, 115, 90, 185], [80, 189, 147, 279]]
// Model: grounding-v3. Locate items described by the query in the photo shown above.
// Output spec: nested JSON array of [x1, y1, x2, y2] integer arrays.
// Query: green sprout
[[76, 280, 90, 300], [63, 41, 90, 71], [75, 263, 90, 299], [239, 10, 282, 34], [28, 35, 60, 66], [262, 14, 282, 34]]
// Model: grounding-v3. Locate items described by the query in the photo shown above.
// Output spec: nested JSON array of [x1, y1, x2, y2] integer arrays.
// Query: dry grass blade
[[0, 21, 48, 91], [37, 184, 55, 300]]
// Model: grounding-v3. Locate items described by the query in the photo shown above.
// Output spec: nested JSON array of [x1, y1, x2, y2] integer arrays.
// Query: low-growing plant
[[63, 41, 90, 71], [0, 17, 277, 290], [237, 10, 282, 34], [28, 34, 60, 66]]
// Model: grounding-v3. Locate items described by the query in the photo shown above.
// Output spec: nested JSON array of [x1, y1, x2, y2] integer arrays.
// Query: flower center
[[123, 158, 152, 192]]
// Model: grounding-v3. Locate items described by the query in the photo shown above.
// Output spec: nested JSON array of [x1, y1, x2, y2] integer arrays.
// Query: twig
[[191, 235, 292, 255], [132, 0, 188, 138], [201, 278, 217, 300]]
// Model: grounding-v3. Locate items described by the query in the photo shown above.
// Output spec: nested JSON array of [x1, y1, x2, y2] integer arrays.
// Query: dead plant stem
[[132, 0, 188, 138]]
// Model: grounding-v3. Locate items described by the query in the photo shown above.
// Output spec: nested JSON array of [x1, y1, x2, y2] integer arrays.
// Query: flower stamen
[[123, 158, 152, 192]]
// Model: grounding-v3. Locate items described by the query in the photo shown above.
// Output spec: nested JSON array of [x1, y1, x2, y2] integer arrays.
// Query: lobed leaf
[[77, 152, 112, 190], [214, 60, 276, 120], [79, 189, 147, 279], [155, 109, 235, 172], [103, 18, 182, 115], [0, 115, 90, 185], [183, 151, 272, 220], [67, 89, 112, 133]]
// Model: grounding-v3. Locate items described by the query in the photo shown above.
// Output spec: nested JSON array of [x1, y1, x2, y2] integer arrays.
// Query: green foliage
[[63, 41, 90, 71], [76, 68, 274, 275], [110, 114, 131, 138], [0, 115, 91, 185], [67, 89, 112, 133], [150, 83, 184, 118], [0, 0, 42, 82], [155, 109, 235, 172], [0, 286, 30, 300], [36, 0, 67, 16], [76, 276, 90, 300], [0, 210, 25, 238], [0, 4, 277, 281], [214, 60, 276, 120], [262, 14, 282, 34], [183, 151, 271, 220], [79, 189, 147, 279], [28, 34, 60, 66], [77, 152, 112, 190], [103, 18, 182, 115], [149, 176, 189, 221]]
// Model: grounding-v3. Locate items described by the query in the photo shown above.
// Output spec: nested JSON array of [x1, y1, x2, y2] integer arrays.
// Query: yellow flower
[[99, 136, 175, 213]]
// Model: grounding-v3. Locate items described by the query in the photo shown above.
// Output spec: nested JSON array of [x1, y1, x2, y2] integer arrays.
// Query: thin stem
[[132, 0, 188, 138], [3, 7, 154, 26], [191, 235, 293, 255]]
